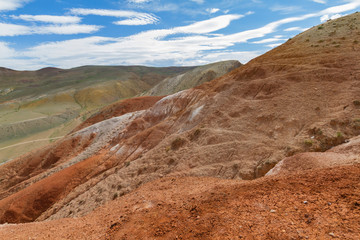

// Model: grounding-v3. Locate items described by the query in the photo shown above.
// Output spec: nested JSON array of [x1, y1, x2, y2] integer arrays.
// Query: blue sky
[[0, 0, 360, 70]]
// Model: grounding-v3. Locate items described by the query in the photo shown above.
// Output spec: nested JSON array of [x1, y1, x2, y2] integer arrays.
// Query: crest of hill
[[0, 13, 359, 238], [144, 60, 241, 96]]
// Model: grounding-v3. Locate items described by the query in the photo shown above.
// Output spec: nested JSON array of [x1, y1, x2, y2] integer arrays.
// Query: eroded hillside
[[0, 61, 239, 163], [0, 12, 360, 239]]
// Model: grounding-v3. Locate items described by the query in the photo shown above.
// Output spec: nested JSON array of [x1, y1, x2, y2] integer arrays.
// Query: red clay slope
[[0, 164, 359, 239], [0, 13, 360, 225]]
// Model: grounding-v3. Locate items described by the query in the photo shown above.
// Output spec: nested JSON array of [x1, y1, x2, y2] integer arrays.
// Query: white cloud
[[206, 8, 220, 14], [190, 0, 204, 4], [128, 0, 151, 3], [114, 16, 158, 25], [312, 0, 326, 4], [70, 8, 159, 25], [320, 13, 342, 22], [0, 0, 29, 11], [11, 15, 81, 24], [0, 42, 16, 57], [267, 43, 282, 48], [0, 22, 30, 36], [284, 26, 309, 32], [271, 5, 302, 14], [175, 14, 243, 34], [0, 22, 101, 36], [35, 24, 101, 34], [252, 37, 286, 44]]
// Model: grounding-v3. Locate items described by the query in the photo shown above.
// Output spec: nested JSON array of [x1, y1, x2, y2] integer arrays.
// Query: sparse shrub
[[318, 26, 324, 30], [305, 39, 310, 42], [340, 37, 346, 40], [336, 132, 343, 138], [190, 128, 201, 141], [334, 44, 340, 48], [304, 139, 313, 147], [318, 40, 324, 43], [112, 193, 118, 200], [171, 137, 186, 150], [124, 161, 130, 167], [165, 145, 171, 152], [354, 40, 359, 44], [353, 100, 360, 106], [168, 158, 176, 165], [309, 127, 323, 136]]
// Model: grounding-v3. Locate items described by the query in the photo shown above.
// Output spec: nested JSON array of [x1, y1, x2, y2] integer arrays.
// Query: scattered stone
[[303, 201, 308, 204], [270, 209, 276, 213], [329, 232, 335, 237]]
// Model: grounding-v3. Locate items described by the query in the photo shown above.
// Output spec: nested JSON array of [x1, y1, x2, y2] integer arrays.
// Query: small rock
[[303, 201, 308, 204], [328, 202, 332, 206], [270, 209, 276, 213], [329, 232, 335, 237]]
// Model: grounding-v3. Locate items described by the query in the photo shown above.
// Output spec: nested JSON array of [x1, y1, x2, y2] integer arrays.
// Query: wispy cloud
[[267, 43, 282, 48], [312, 0, 326, 4], [11, 15, 82, 24], [206, 8, 220, 14], [0, 0, 29, 11], [0, 22, 101, 36], [190, 0, 204, 4], [270, 5, 302, 14], [252, 37, 286, 44], [128, 0, 151, 3], [284, 26, 309, 32], [70, 8, 159, 25]]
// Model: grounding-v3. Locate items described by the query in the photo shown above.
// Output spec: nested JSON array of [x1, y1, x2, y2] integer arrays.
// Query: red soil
[[0, 164, 359, 239], [73, 95, 164, 132]]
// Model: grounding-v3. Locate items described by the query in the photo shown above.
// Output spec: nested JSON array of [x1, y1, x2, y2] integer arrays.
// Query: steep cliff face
[[0, 13, 359, 233]]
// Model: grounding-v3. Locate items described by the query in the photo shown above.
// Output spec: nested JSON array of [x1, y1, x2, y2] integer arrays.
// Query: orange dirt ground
[[0, 164, 359, 239]]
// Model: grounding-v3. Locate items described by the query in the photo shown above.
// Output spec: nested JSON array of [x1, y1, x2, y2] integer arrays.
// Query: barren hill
[[0, 61, 239, 163], [0, 12, 360, 239]]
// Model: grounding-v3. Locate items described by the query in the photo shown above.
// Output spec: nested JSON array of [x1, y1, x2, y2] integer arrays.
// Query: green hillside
[[0, 65, 193, 163]]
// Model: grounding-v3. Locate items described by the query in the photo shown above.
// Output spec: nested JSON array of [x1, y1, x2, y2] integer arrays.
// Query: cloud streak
[[0, 0, 29, 11], [70, 8, 159, 25], [11, 15, 82, 24], [0, 22, 101, 36]]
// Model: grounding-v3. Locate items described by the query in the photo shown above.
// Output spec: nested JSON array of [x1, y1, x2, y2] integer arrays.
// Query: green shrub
[[336, 132, 343, 138], [304, 139, 313, 147]]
